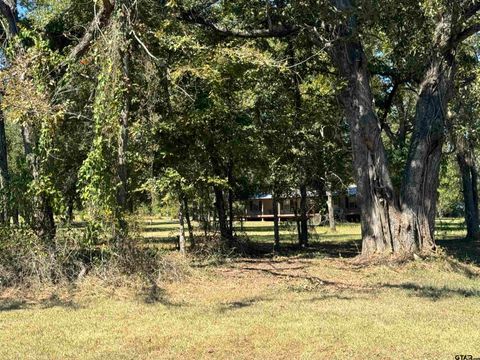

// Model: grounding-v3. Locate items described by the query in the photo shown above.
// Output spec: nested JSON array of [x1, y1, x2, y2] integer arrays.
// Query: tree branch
[[178, 8, 299, 38], [450, 22, 480, 47], [0, 0, 18, 37], [67, 0, 115, 61], [379, 82, 399, 139], [462, 0, 480, 21]]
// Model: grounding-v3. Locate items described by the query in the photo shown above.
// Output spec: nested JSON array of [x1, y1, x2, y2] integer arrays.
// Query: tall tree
[[0, 0, 18, 224], [2, 0, 115, 244]]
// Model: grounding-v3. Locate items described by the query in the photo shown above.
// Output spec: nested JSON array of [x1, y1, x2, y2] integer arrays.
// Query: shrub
[[0, 225, 188, 294]]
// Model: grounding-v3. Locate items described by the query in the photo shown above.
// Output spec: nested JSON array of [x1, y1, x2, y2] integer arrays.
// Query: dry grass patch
[[0, 217, 476, 359], [2, 253, 480, 359]]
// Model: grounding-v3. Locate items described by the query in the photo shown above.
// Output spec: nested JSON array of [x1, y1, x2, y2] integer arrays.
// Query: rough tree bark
[[113, 2, 132, 248], [456, 137, 480, 240], [293, 201, 302, 244], [330, 0, 456, 255], [399, 58, 454, 251], [331, 22, 402, 255]]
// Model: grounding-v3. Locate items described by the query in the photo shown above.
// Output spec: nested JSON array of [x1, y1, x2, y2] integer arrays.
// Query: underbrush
[[0, 226, 189, 302], [189, 234, 254, 263]]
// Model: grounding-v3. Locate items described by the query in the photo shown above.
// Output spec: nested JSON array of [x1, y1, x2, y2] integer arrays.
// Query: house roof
[[250, 185, 357, 200], [255, 194, 273, 200]]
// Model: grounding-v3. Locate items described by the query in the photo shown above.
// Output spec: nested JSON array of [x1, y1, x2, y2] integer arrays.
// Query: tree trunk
[[0, 115, 10, 224], [64, 178, 76, 224], [213, 186, 230, 242], [22, 123, 56, 246], [114, 4, 131, 245], [294, 202, 301, 245], [273, 193, 280, 250], [457, 138, 480, 240], [0, 1, 19, 226], [66, 197, 74, 224], [207, 145, 231, 243], [299, 184, 308, 247], [116, 9, 130, 215], [12, 207, 18, 226], [227, 164, 234, 238], [0, 0, 19, 37], [183, 195, 195, 247], [228, 189, 233, 237], [200, 203, 208, 237], [326, 184, 336, 232], [178, 198, 186, 255], [399, 60, 453, 252], [331, 31, 401, 255], [330, 0, 456, 256]]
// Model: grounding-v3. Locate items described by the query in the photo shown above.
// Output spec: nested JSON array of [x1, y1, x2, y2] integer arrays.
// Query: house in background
[[244, 193, 318, 221], [243, 185, 360, 222], [337, 185, 360, 222]]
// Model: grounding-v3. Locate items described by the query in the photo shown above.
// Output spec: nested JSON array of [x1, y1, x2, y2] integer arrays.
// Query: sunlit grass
[[139, 217, 468, 248], [1, 216, 477, 359], [2, 254, 480, 359]]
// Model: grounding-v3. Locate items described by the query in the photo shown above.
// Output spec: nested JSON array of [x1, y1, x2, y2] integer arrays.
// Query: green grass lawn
[[139, 217, 469, 257], [1, 217, 479, 359]]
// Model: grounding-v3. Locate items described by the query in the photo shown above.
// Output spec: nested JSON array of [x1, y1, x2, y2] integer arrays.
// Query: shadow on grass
[[240, 266, 339, 286], [245, 235, 480, 265], [437, 239, 480, 265], [141, 285, 186, 307], [240, 238, 362, 259], [139, 219, 478, 269], [41, 294, 81, 310], [307, 294, 359, 301], [0, 299, 27, 312], [383, 282, 480, 300], [218, 297, 268, 313], [0, 295, 81, 312]]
